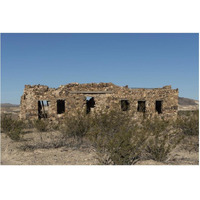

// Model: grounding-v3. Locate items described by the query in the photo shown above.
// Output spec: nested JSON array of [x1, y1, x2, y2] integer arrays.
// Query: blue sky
[[1, 33, 199, 104]]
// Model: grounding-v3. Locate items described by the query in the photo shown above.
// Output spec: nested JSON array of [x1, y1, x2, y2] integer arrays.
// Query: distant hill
[[1, 103, 19, 107], [178, 97, 198, 111], [178, 97, 198, 106]]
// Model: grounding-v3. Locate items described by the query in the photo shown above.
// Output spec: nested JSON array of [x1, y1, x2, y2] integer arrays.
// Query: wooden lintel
[[69, 91, 113, 94]]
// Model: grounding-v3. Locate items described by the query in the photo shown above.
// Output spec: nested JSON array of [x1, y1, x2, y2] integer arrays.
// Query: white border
[[0, 0, 200, 200]]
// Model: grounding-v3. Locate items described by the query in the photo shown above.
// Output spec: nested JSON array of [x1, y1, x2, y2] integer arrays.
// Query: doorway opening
[[86, 96, 95, 114]]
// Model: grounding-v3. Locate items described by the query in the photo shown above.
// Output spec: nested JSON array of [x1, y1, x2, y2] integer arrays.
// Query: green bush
[[60, 109, 145, 164], [143, 119, 183, 162], [34, 119, 48, 132], [94, 116, 183, 164], [1, 115, 14, 133], [61, 111, 91, 142], [145, 133, 181, 162], [97, 128, 148, 165], [24, 119, 35, 129], [87, 110, 132, 142], [1, 115, 25, 141], [176, 110, 199, 136], [86, 110, 147, 165], [62, 110, 183, 164]]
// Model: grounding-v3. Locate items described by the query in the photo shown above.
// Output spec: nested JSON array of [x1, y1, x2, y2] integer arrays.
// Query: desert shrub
[[61, 111, 92, 142], [7, 120, 24, 141], [87, 110, 132, 142], [142, 118, 171, 135], [49, 123, 60, 131], [145, 132, 183, 162], [34, 119, 48, 132], [24, 119, 35, 129], [143, 119, 183, 162], [86, 110, 148, 165], [178, 110, 192, 117], [180, 135, 199, 152], [176, 110, 199, 136], [59, 109, 186, 164], [1, 115, 25, 141], [1, 115, 14, 133], [61, 109, 134, 143], [60, 109, 144, 164], [93, 110, 129, 131], [96, 127, 148, 165]]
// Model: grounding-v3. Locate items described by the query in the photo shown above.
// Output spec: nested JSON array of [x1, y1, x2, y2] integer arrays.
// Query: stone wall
[[19, 82, 179, 120]]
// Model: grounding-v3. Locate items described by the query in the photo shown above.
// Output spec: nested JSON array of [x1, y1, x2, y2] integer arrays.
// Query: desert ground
[[1, 98, 199, 165], [1, 129, 198, 165], [1, 130, 98, 165]]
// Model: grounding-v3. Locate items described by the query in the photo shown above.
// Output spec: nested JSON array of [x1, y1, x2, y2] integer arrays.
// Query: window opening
[[137, 101, 146, 113], [156, 101, 162, 114], [57, 100, 65, 114], [121, 100, 130, 111], [38, 100, 49, 119]]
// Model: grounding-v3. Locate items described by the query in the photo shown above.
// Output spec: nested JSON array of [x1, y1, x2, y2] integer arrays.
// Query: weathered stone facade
[[19, 82, 179, 120]]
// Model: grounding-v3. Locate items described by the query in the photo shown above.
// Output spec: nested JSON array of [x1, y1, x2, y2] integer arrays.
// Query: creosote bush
[[24, 119, 35, 129], [85, 110, 148, 165], [61, 111, 92, 142], [61, 110, 148, 164], [96, 128, 148, 165], [176, 110, 199, 153], [1, 115, 25, 141], [1, 115, 13, 133], [176, 110, 199, 136], [34, 119, 48, 132], [60, 110, 186, 164], [143, 119, 183, 162]]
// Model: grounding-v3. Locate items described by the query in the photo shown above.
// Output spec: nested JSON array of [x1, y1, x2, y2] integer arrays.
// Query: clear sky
[[1, 33, 199, 104]]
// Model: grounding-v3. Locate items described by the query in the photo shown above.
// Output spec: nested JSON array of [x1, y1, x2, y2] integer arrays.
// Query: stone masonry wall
[[19, 83, 179, 121]]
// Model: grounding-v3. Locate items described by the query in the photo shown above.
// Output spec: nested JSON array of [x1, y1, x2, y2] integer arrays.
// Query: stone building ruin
[[19, 82, 179, 120]]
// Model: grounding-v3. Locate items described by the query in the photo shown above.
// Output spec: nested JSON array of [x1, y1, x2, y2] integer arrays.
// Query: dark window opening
[[156, 101, 162, 114], [121, 100, 130, 111], [137, 101, 146, 113], [57, 100, 65, 114], [38, 100, 49, 119], [86, 97, 95, 114]]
